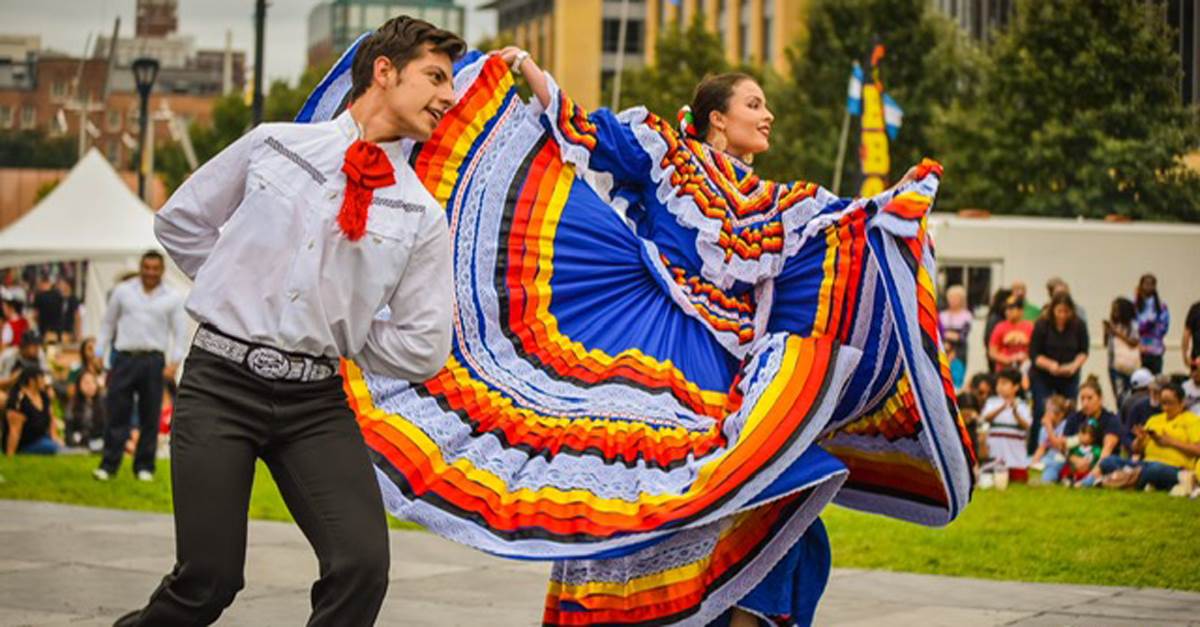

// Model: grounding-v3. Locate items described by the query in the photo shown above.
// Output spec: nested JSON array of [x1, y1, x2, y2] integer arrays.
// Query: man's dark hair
[[141, 250, 165, 265], [349, 16, 466, 101]]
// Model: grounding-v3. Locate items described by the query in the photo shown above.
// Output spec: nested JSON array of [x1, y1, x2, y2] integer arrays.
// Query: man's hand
[[163, 363, 178, 382]]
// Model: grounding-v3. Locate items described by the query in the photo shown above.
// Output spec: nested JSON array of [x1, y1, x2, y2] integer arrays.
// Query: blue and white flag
[[847, 62, 863, 116], [882, 93, 903, 139]]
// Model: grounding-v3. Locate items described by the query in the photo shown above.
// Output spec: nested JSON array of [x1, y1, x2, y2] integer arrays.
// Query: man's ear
[[373, 55, 396, 88]]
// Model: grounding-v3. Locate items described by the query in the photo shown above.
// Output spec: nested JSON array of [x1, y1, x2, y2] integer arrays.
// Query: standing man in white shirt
[[115, 17, 462, 627], [93, 250, 188, 482]]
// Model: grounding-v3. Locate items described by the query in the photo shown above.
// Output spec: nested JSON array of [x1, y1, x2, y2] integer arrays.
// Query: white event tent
[[0, 148, 190, 341]]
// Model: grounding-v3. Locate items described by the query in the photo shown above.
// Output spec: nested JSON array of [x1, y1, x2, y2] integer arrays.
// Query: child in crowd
[[981, 368, 1032, 484], [947, 343, 966, 390], [957, 391, 982, 472], [1031, 394, 1070, 483], [1067, 420, 1104, 487], [65, 370, 105, 451]]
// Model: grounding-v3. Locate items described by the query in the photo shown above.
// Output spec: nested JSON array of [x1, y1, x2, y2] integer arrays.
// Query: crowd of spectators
[[0, 263, 176, 463], [942, 274, 1200, 498]]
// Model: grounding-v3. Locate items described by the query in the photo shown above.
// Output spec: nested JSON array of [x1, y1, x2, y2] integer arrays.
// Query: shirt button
[[307, 240, 315, 250], [328, 191, 338, 201], [288, 291, 300, 301]]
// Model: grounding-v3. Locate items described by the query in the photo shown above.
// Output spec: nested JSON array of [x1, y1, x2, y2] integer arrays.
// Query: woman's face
[[1160, 390, 1182, 418], [1053, 303, 1072, 328], [711, 80, 774, 158], [82, 339, 95, 358], [79, 372, 98, 398], [947, 290, 965, 310], [1138, 275, 1156, 296], [1078, 387, 1101, 415]]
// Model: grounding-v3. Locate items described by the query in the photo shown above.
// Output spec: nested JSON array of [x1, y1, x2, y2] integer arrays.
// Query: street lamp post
[[132, 57, 160, 202]]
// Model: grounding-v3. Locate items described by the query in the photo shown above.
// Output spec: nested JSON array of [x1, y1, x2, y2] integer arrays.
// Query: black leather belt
[[192, 325, 338, 383]]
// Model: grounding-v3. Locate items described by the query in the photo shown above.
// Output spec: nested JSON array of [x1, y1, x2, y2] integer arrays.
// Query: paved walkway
[[0, 500, 1196, 626]]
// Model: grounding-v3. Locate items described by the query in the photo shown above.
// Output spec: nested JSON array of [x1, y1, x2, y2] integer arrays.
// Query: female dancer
[[301, 41, 974, 626]]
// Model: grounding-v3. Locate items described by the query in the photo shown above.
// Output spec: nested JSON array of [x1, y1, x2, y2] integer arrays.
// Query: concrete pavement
[[0, 500, 1196, 626]]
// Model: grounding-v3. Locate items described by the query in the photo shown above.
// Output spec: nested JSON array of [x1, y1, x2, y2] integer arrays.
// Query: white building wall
[[928, 213, 1200, 405]]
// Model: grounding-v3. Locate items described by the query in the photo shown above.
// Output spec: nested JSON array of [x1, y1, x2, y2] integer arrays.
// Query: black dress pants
[[116, 346, 389, 626], [101, 351, 165, 474]]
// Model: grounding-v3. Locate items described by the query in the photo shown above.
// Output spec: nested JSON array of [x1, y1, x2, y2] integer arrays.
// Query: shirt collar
[[334, 110, 405, 163]]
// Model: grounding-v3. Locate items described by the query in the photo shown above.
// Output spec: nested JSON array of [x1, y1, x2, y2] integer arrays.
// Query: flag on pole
[[883, 93, 903, 139], [847, 62, 864, 116], [858, 44, 889, 197]]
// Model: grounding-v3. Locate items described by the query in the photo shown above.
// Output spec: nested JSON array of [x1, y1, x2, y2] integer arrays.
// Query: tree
[[755, 0, 983, 190], [156, 61, 332, 193], [604, 16, 745, 121], [936, 0, 1200, 221], [0, 130, 77, 168]]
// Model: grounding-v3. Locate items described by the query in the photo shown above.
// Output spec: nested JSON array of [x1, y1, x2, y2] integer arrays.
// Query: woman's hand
[[489, 46, 550, 108], [494, 46, 522, 67], [895, 165, 920, 188]]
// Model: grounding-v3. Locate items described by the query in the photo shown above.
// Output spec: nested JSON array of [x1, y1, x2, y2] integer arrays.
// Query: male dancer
[[117, 16, 464, 626]]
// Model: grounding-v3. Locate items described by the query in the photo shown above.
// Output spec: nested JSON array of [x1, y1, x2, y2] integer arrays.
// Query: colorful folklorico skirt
[[299, 49, 975, 626]]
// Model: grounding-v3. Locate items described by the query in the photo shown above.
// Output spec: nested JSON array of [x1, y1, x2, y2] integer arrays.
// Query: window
[[348, 3, 363, 28], [739, 0, 751, 63], [107, 109, 122, 132], [603, 18, 645, 54], [762, 0, 774, 64], [717, 0, 727, 45], [0, 105, 11, 128], [51, 81, 67, 99], [20, 104, 35, 129], [937, 261, 996, 315]]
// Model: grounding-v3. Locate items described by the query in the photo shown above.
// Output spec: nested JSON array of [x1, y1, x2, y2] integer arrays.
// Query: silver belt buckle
[[246, 347, 291, 380]]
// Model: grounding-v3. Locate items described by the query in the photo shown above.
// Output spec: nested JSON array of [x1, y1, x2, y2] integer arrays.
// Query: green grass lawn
[[2, 454, 1197, 591]]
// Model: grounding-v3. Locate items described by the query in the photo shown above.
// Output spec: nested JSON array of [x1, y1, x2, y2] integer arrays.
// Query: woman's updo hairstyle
[[677, 72, 754, 140]]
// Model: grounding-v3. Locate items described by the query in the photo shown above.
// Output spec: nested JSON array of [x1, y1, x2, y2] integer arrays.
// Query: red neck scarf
[[339, 140, 396, 241]]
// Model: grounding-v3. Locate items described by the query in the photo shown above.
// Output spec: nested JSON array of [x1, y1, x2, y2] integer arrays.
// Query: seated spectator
[[1029, 292, 1089, 454], [0, 331, 51, 401], [989, 297, 1033, 373], [956, 391, 982, 470], [970, 372, 994, 408], [981, 368, 1031, 483], [1100, 383, 1199, 495], [1134, 273, 1170, 375], [1183, 365, 1200, 414], [1119, 368, 1158, 453], [940, 285, 973, 365], [1031, 394, 1071, 483], [66, 370, 106, 451], [1063, 376, 1122, 485], [1104, 297, 1140, 405], [1, 299, 28, 348], [1067, 420, 1104, 487], [4, 366, 61, 456]]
